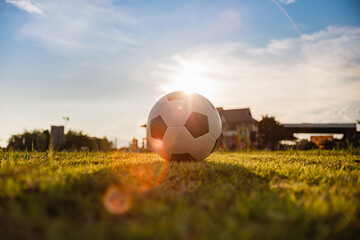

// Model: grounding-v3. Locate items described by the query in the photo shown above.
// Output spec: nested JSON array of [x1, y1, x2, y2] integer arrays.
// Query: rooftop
[[283, 123, 356, 129], [216, 107, 257, 124]]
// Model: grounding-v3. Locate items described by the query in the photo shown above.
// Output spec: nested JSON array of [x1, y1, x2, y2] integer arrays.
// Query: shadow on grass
[[0, 160, 358, 240]]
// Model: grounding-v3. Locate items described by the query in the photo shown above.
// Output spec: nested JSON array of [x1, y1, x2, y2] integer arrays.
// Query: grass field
[[0, 150, 359, 240]]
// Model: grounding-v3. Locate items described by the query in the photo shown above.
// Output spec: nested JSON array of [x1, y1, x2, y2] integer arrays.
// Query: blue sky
[[0, 0, 359, 147]]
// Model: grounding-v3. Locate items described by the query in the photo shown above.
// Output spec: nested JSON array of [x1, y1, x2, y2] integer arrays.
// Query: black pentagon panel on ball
[[150, 115, 168, 140], [184, 112, 209, 138], [171, 153, 196, 162], [166, 91, 188, 101]]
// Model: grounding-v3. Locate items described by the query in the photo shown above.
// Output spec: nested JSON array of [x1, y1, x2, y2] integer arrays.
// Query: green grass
[[0, 150, 359, 240]]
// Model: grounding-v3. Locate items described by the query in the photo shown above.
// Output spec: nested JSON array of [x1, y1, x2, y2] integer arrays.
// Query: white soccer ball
[[147, 91, 222, 161]]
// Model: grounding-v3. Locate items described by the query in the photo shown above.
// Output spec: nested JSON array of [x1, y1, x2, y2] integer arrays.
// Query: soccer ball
[[147, 91, 222, 161]]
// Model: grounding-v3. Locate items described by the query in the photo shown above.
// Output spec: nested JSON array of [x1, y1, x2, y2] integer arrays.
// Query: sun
[[162, 73, 216, 96], [160, 58, 218, 100]]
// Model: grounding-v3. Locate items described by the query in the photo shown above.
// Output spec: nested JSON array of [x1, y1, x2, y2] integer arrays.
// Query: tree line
[[6, 130, 113, 152], [4, 116, 354, 152]]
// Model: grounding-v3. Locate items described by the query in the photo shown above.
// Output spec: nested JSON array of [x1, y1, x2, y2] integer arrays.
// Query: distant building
[[283, 123, 360, 147], [216, 107, 258, 150], [51, 126, 64, 150]]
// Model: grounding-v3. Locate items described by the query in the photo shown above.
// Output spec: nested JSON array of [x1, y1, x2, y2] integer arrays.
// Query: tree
[[61, 130, 113, 151], [61, 130, 90, 151], [7, 130, 50, 151], [258, 115, 295, 149]]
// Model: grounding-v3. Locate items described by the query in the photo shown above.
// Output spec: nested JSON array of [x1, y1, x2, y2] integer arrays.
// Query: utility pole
[[63, 116, 70, 132]]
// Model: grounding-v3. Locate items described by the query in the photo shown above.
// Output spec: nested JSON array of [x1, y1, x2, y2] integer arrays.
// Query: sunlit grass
[[0, 150, 359, 239]]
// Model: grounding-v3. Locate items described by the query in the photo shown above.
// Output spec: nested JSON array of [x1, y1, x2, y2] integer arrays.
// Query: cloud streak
[[5, 0, 45, 16], [271, 0, 301, 36], [278, 0, 298, 4]]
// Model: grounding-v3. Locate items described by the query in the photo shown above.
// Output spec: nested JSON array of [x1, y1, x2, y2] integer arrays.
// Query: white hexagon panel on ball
[[147, 91, 222, 162]]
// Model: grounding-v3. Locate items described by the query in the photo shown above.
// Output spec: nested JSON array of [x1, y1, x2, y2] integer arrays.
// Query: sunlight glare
[[160, 58, 219, 100]]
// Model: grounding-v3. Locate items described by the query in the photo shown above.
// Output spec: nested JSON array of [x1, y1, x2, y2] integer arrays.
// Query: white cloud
[[154, 26, 360, 123], [278, 0, 298, 4], [5, 0, 45, 16], [18, 1, 140, 53]]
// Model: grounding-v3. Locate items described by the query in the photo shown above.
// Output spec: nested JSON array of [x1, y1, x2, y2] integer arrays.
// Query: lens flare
[[103, 185, 132, 215], [103, 154, 169, 215]]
